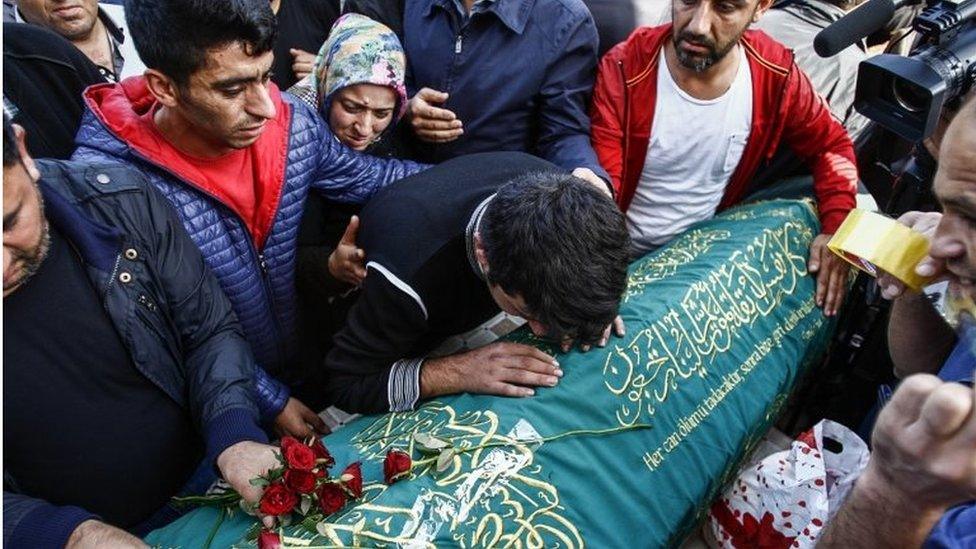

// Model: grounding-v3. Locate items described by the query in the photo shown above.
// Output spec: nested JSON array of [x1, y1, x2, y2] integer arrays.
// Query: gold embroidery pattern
[[604, 210, 816, 432], [624, 229, 731, 301], [283, 404, 583, 548]]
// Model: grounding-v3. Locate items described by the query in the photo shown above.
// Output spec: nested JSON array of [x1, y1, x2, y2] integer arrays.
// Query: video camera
[[815, 0, 976, 142]]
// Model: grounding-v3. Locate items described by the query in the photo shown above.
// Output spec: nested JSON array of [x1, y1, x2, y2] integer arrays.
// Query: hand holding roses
[[217, 441, 281, 528]]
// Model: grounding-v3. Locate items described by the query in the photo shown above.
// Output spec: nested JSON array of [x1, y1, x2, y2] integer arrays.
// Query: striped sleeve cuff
[[388, 358, 423, 412]]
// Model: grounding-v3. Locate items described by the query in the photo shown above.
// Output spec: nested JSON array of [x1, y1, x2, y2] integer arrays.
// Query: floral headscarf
[[306, 14, 408, 124]]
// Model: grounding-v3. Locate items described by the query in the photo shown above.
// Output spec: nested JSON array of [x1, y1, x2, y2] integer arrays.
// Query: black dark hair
[[124, 0, 277, 85], [3, 113, 20, 167], [481, 172, 631, 345]]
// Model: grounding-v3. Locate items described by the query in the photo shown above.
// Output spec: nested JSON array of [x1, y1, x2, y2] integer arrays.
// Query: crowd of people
[[0, 0, 972, 546]]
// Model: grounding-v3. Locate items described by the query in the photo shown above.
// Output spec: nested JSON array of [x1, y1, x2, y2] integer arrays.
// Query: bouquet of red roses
[[178, 436, 411, 548]]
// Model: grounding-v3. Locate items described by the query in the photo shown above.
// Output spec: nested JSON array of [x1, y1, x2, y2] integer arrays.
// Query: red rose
[[383, 450, 412, 484], [257, 529, 282, 549], [340, 462, 363, 499], [284, 468, 317, 494], [280, 436, 301, 452], [317, 482, 347, 515], [259, 482, 298, 516], [283, 440, 316, 471], [310, 438, 336, 468]]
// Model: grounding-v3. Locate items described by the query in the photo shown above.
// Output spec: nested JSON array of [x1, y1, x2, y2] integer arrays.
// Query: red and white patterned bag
[[706, 420, 870, 548]]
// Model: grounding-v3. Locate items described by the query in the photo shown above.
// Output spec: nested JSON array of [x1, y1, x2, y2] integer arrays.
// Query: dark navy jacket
[[401, 0, 608, 180], [3, 160, 267, 548]]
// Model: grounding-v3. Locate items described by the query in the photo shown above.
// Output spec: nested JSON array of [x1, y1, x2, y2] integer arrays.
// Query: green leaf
[[301, 513, 322, 532], [300, 495, 312, 515], [436, 448, 455, 473], [248, 476, 270, 488]]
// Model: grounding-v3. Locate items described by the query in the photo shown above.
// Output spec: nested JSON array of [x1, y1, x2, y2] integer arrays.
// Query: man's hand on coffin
[[217, 440, 284, 528], [420, 342, 563, 398], [66, 520, 148, 549], [877, 211, 946, 300], [560, 315, 626, 353], [808, 233, 850, 317], [328, 215, 367, 287], [273, 397, 329, 439]]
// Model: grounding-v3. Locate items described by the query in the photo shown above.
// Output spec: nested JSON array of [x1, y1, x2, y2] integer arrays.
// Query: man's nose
[[528, 320, 547, 337], [247, 83, 277, 121], [687, 4, 713, 37], [3, 246, 13, 273], [929, 215, 967, 260]]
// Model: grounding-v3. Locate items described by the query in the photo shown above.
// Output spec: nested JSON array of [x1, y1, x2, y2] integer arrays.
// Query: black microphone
[[814, 0, 897, 57]]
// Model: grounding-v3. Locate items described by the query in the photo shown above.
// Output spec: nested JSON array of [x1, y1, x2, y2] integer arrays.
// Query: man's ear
[[144, 68, 181, 108], [13, 124, 40, 181], [473, 231, 490, 277], [753, 0, 774, 22]]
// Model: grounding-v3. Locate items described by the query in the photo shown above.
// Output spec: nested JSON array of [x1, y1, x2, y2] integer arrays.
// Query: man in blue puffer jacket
[[71, 0, 426, 437]]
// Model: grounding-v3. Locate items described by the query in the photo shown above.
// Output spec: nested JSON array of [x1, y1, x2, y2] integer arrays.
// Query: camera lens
[[891, 78, 930, 113]]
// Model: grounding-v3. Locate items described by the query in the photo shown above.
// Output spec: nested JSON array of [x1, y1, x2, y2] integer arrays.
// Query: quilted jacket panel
[[73, 92, 426, 380]]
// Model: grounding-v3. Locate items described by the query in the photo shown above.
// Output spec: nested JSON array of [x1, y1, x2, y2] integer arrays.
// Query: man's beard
[[4, 205, 51, 294], [672, 25, 748, 73]]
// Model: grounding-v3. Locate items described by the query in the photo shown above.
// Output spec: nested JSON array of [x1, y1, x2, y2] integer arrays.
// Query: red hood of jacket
[[82, 76, 291, 250]]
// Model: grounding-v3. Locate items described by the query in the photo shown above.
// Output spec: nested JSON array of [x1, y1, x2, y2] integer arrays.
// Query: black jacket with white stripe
[[322, 152, 556, 413]]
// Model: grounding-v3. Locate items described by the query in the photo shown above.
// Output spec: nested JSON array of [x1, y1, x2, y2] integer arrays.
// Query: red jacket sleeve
[[780, 65, 858, 234], [590, 51, 626, 199]]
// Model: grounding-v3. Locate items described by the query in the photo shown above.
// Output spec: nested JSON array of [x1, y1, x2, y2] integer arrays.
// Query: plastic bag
[[706, 420, 870, 548]]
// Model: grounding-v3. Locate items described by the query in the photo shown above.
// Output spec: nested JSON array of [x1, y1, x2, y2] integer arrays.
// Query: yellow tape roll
[[827, 209, 934, 291]]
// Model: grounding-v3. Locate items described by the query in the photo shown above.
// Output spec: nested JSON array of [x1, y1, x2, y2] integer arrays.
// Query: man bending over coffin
[[322, 152, 631, 413]]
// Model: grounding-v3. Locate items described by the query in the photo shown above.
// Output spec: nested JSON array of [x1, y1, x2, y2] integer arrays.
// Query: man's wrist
[[419, 355, 460, 399], [65, 519, 146, 549], [205, 408, 269, 470], [855, 464, 947, 540]]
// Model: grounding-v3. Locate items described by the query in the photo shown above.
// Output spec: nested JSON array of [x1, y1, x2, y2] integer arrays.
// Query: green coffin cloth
[[146, 200, 832, 548]]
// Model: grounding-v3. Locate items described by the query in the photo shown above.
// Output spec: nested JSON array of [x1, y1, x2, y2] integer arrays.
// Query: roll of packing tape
[[827, 209, 934, 291]]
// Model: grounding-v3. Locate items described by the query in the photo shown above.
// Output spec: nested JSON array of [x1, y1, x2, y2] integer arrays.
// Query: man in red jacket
[[590, 0, 857, 316]]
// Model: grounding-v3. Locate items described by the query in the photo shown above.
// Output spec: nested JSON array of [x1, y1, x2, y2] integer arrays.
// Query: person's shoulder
[[281, 89, 326, 140], [742, 29, 795, 71], [598, 25, 668, 71], [37, 159, 170, 235], [37, 159, 152, 202]]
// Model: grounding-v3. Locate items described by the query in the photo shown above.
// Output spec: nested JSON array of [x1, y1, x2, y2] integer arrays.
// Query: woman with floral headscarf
[[290, 13, 407, 155], [292, 15, 411, 401]]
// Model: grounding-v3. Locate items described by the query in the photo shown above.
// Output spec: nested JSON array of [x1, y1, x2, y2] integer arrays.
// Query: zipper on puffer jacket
[[256, 248, 287, 368], [125, 148, 287, 368]]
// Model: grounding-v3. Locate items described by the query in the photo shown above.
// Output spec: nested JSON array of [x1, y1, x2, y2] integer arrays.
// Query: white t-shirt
[[626, 46, 753, 256]]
